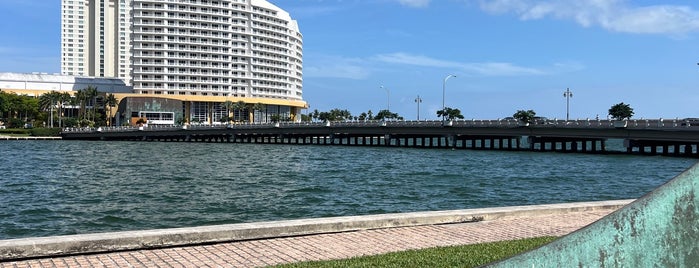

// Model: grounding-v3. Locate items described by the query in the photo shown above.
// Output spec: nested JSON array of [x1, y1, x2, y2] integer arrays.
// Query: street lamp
[[380, 85, 390, 112], [414, 95, 422, 120], [563, 87, 573, 121], [442, 74, 456, 121]]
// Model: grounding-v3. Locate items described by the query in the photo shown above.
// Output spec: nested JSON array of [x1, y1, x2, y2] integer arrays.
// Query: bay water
[[0, 140, 695, 240]]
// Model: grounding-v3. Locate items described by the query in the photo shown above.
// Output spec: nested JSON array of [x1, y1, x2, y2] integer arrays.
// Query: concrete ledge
[[0, 199, 633, 260]]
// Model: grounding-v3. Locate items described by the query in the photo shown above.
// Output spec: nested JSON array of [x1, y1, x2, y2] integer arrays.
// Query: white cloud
[[304, 55, 372, 79], [306, 53, 582, 79], [397, 0, 431, 8], [478, 0, 699, 35], [375, 53, 462, 68], [375, 52, 550, 76]]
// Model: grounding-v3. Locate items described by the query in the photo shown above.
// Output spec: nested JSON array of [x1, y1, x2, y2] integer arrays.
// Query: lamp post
[[414, 95, 422, 120], [442, 74, 456, 121], [563, 87, 573, 121], [380, 85, 389, 112]]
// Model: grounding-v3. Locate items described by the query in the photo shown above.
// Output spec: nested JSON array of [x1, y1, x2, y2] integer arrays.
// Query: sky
[[1, 0, 698, 120]]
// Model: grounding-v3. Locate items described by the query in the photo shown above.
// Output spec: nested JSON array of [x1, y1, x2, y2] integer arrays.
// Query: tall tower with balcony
[[130, 0, 303, 101], [61, 0, 132, 81], [62, 0, 304, 124]]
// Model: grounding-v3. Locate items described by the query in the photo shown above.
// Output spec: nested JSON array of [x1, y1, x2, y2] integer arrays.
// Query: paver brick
[[0, 209, 615, 268]]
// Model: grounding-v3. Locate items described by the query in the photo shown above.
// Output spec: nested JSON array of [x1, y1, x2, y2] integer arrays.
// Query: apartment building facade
[[60, 0, 305, 124]]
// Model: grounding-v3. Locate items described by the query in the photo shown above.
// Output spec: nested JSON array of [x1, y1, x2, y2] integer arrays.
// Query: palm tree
[[251, 102, 265, 122], [58, 92, 72, 128], [67, 92, 78, 120], [83, 86, 99, 122], [233, 101, 246, 122], [38, 91, 58, 127], [223, 100, 235, 123], [74, 89, 87, 120], [513, 109, 536, 125], [105, 93, 118, 126]]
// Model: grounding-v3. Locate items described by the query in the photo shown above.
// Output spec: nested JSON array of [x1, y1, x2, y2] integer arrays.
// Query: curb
[[0, 199, 633, 260]]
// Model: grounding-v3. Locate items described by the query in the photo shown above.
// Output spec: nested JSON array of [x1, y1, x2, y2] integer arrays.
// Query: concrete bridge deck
[[61, 119, 699, 157], [0, 200, 630, 267]]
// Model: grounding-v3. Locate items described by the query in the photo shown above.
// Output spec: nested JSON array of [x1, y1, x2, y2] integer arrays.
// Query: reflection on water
[[0, 140, 695, 239]]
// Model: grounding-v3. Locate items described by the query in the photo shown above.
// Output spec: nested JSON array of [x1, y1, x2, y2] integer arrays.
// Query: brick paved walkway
[[0, 208, 615, 268]]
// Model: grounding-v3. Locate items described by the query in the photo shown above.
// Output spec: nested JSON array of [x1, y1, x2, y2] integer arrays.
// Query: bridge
[[61, 118, 699, 157]]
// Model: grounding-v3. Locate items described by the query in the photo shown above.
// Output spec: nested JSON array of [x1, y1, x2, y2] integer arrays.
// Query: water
[[0, 140, 695, 240]]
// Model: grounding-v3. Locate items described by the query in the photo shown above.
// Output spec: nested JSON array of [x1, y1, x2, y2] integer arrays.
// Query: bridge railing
[[61, 118, 698, 134]]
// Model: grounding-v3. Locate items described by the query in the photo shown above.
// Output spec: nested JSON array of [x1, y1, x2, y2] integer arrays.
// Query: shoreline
[[0, 136, 61, 140], [0, 199, 632, 261]]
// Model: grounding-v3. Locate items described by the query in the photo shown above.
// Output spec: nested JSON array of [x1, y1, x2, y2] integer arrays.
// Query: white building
[[59, 0, 306, 123], [61, 0, 303, 100], [61, 0, 132, 80], [0, 73, 131, 95]]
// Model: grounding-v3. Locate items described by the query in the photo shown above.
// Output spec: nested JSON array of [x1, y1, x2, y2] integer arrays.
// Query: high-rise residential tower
[[61, 0, 132, 80], [60, 0, 305, 124]]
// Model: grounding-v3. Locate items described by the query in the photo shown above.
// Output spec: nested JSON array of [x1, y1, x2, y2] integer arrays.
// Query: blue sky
[[1, 1, 698, 120]]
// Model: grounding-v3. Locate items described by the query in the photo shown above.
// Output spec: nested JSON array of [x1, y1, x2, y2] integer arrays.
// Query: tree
[[39, 91, 61, 127], [300, 114, 312, 122], [315, 108, 352, 122], [222, 100, 235, 124], [608, 102, 634, 120], [251, 102, 265, 122], [105, 93, 118, 126], [374, 109, 403, 121], [233, 101, 246, 122], [19, 96, 39, 125], [58, 92, 72, 128], [513, 109, 536, 124], [358, 112, 368, 121], [311, 109, 320, 122], [436, 107, 465, 121], [328, 108, 352, 121], [0, 92, 10, 119], [84, 86, 99, 122], [74, 89, 87, 120]]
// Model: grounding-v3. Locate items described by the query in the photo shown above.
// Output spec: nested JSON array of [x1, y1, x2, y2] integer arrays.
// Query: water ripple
[[0, 140, 695, 239]]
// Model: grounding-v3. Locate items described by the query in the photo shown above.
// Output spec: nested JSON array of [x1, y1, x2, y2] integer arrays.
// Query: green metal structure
[[487, 162, 699, 267]]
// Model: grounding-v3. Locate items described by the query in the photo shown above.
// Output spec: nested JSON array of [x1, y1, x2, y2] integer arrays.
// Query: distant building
[[56, 0, 306, 125], [0, 73, 130, 96]]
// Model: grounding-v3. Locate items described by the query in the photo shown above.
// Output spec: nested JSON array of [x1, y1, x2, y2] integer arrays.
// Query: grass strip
[[272, 236, 556, 268]]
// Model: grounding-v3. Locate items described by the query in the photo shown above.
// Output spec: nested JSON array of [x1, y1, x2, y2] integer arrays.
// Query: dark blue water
[[0, 140, 695, 240]]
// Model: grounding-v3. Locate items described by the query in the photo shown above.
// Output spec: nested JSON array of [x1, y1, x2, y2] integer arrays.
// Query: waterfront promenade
[[0, 200, 630, 267]]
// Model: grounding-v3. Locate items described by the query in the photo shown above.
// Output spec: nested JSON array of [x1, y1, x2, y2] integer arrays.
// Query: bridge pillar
[[447, 135, 456, 148]]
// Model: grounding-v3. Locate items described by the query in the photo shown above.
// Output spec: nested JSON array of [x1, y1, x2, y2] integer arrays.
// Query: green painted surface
[[487, 162, 699, 267]]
